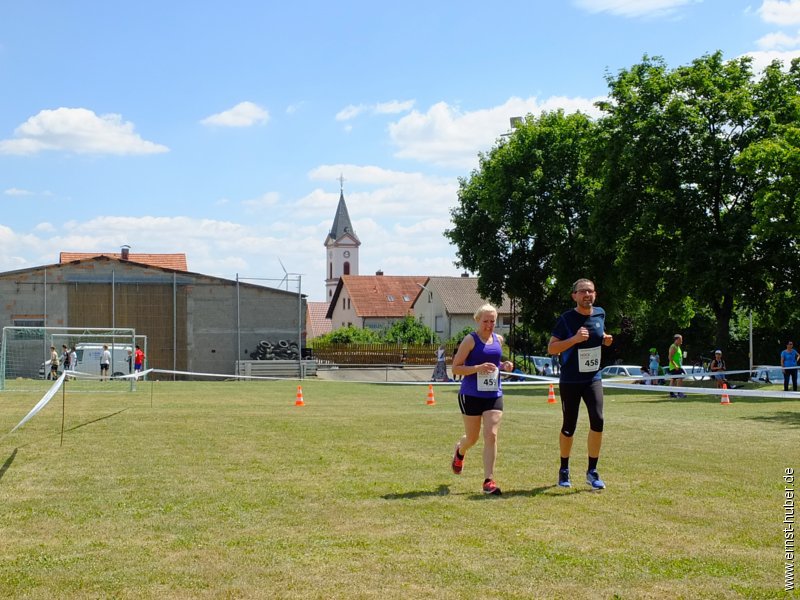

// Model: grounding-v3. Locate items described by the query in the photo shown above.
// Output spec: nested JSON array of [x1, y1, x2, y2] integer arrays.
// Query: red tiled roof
[[306, 301, 333, 339], [341, 275, 427, 318], [60, 252, 188, 271]]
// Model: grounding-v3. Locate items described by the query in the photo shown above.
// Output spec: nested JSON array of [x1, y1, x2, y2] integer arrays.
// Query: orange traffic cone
[[295, 385, 305, 406], [720, 383, 730, 405], [547, 383, 557, 404], [426, 383, 436, 406]]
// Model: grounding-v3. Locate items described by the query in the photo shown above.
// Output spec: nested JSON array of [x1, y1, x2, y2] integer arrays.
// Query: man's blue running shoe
[[586, 469, 606, 490], [558, 468, 572, 488]]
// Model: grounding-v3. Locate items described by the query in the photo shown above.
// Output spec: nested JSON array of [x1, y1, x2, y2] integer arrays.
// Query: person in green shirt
[[668, 334, 686, 398]]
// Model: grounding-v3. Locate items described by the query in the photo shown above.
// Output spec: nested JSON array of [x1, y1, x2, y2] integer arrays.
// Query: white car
[[525, 355, 553, 375], [750, 365, 783, 384], [600, 365, 646, 381]]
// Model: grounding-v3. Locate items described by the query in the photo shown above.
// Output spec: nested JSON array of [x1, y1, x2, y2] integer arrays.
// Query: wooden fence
[[310, 343, 458, 366]]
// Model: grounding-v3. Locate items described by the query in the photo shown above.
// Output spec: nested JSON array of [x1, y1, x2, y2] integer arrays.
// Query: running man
[[547, 278, 613, 490]]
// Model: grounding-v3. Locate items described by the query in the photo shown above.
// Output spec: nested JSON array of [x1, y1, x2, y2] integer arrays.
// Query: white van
[[73, 344, 133, 377], [40, 343, 133, 378]]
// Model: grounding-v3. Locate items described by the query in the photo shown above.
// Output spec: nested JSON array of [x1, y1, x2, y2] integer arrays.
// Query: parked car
[[600, 365, 645, 382], [750, 365, 784, 384], [525, 355, 552, 375]]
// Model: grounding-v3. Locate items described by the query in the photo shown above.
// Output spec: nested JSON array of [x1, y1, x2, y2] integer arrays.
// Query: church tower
[[324, 182, 360, 300]]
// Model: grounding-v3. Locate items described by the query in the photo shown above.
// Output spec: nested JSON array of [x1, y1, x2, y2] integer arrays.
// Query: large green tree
[[445, 110, 601, 334], [593, 52, 800, 349]]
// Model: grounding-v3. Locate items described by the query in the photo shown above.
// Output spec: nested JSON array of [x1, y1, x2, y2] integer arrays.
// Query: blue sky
[[1, 0, 799, 301]]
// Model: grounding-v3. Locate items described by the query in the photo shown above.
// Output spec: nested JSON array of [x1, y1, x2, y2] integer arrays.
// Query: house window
[[329, 262, 333, 279], [402, 294, 410, 302], [387, 295, 395, 302], [435, 316, 444, 333], [343, 261, 350, 275]]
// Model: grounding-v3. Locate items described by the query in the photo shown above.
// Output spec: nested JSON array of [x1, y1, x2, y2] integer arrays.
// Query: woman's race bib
[[477, 367, 500, 391], [578, 346, 601, 373]]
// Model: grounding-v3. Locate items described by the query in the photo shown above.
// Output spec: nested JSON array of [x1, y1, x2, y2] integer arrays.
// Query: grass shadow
[[0, 448, 18, 483], [65, 408, 129, 432], [744, 411, 800, 428], [382, 484, 453, 499], [492, 484, 558, 498], [468, 484, 602, 499]]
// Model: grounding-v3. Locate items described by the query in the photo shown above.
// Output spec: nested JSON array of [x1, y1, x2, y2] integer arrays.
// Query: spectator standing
[[668, 334, 686, 398], [781, 341, 799, 392], [61, 344, 71, 372], [100, 344, 111, 381], [134, 345, 145, 373], [648, 347, 660, 385], [709, 349, 728, 389], [49, 346, 59, 380]]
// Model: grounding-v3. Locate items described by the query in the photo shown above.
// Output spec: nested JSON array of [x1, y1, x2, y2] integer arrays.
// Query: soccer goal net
[[0, 327, 143, 391]]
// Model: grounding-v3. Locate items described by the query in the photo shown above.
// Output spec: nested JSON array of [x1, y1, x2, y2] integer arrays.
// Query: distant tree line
[[445, 52, 800, 367]]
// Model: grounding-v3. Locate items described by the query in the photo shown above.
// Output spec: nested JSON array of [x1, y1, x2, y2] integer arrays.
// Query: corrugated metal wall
[[68, 282, 187, 373]]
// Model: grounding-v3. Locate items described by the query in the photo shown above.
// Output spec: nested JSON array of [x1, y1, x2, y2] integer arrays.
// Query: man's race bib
[[578, 346, 601, 373], [477, 367, 500, 391]]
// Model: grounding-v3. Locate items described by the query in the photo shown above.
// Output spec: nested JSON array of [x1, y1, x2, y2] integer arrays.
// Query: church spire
[[324, 176, 360, 300], [327, 188, 359, 243]]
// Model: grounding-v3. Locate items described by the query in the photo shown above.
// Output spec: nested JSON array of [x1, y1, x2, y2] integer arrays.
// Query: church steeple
[[326, 191, 360, 245], [324, 180, 360, 300]]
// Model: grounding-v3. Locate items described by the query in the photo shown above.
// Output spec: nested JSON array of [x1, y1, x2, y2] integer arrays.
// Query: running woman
[[450, 304, 513, 495], [547, 278, 613, 490]]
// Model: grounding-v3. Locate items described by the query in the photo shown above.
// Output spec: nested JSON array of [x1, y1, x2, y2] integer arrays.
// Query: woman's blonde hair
[[473, 303, 498, 321]]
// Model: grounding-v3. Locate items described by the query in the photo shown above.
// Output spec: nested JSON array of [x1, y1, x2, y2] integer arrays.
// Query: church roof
[[326, 192, 360, 244]]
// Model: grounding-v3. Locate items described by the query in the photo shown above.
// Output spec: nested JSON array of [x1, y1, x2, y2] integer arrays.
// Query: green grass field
[[0, 378, 796, 599]]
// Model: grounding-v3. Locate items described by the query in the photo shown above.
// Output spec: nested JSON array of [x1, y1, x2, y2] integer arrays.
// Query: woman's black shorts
[[457, 394, 503, 416]]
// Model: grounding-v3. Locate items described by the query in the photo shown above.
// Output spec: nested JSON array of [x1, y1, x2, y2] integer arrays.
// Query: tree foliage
[[445, 110, 601, 333], [446, 51, 800, 356], [315, 317, 436, 345], [314, 325, 382, 344], [383, 315, 436, 344]]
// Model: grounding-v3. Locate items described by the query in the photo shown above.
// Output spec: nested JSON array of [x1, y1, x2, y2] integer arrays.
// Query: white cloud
[[745, 48, 800, 72], [756, 30, 800, 49], [336, 104, 367, 121], [4, 188, 33, 196], [201, 101, 269, 127], [387, 95, 604, 169], [573, 0, 695, 18], [335, 100, 415, 121], [0, 108, 169, 156], [759, 0, 800, 25], [374, 100, 415, 114]]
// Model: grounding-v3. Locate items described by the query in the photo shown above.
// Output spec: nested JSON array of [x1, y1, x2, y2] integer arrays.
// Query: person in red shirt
[[134, 345, 145, 372]]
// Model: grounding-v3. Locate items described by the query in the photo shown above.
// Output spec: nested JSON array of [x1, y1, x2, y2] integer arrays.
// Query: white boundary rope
[[7, 364, 796, 436]]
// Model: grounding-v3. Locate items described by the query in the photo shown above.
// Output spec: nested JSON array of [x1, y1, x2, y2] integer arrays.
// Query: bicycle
[[690, 354, 715, 381]]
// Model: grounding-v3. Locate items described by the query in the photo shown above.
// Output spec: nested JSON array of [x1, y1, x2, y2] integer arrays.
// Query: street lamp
[[416, 283, 436, 345]]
